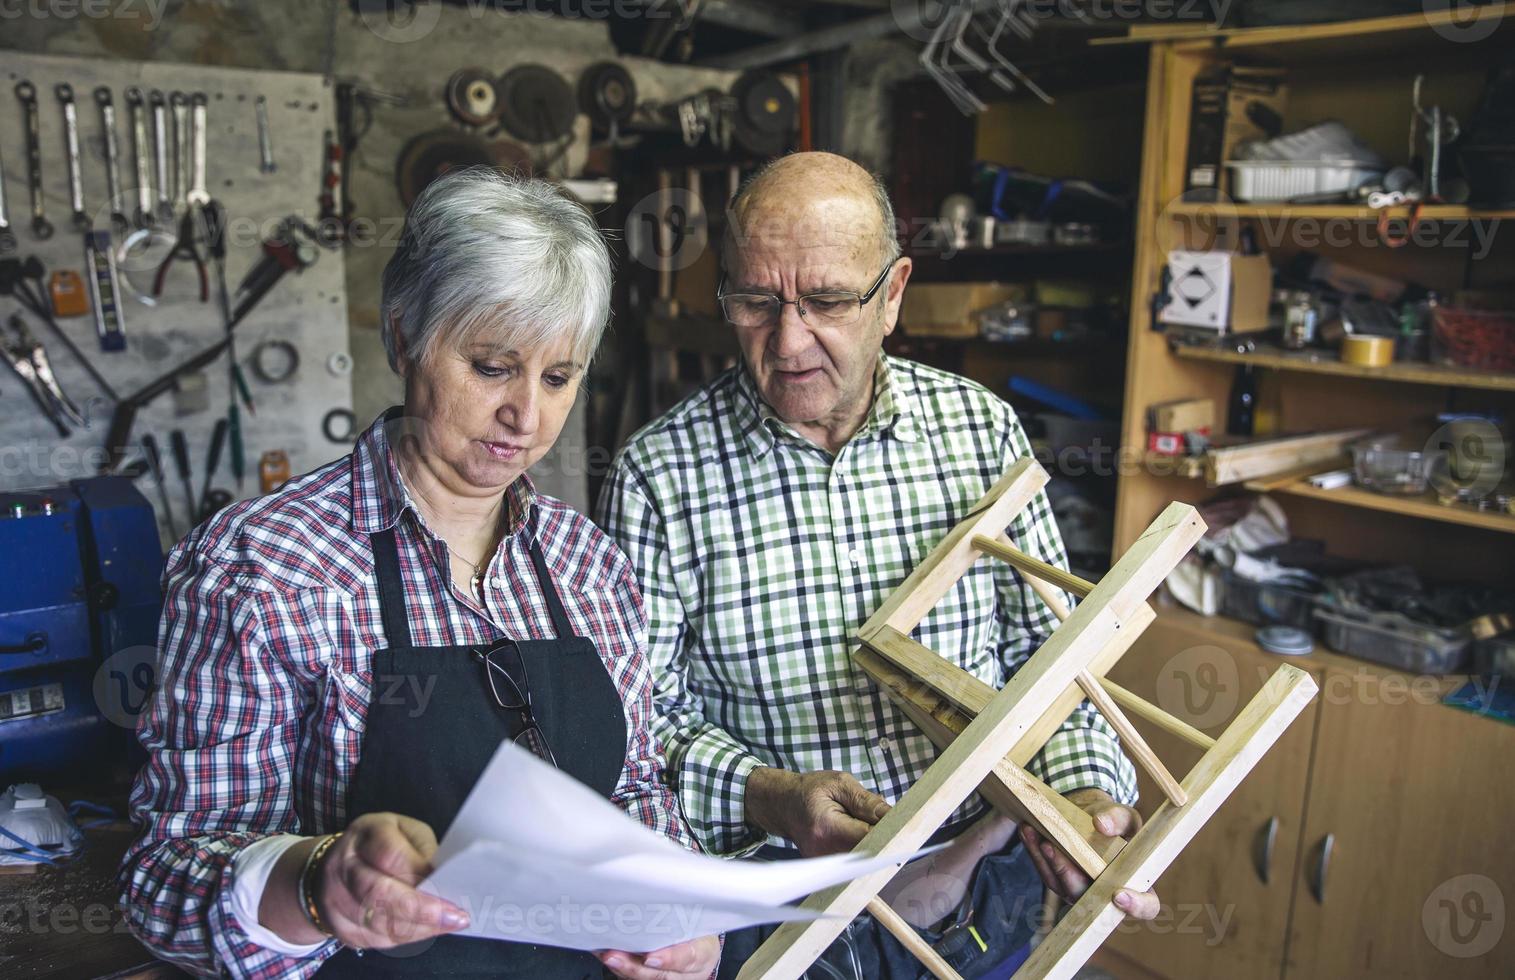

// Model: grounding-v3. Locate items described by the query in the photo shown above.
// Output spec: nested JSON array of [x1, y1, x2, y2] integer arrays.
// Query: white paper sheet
[[419, 740, 928, 953]]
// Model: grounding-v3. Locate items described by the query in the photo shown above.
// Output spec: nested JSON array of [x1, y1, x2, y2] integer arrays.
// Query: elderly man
[[598, 152, 1156, 978]]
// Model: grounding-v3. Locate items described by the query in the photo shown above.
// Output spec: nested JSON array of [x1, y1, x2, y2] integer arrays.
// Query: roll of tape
[[1341, 335, 1394, 367]]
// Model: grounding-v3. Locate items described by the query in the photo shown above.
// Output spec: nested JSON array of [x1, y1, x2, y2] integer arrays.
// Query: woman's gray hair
[[380, 168, 612, 373]]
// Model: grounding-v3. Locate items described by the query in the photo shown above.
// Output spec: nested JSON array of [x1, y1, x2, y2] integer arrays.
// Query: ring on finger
[[363, 905, 376, 927]]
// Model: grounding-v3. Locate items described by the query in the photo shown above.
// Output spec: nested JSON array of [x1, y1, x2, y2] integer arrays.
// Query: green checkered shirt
[[597, 354, 1137, 857]]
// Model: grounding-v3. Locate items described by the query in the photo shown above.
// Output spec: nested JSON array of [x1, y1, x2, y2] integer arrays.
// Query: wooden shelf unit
[[1104, 15, 1515, 979]]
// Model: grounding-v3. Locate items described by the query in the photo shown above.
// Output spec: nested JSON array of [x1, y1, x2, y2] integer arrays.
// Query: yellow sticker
[[968, 925, 988, 953]]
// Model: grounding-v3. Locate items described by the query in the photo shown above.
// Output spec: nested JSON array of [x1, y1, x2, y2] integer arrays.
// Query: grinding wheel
[[732, 70, 796, 156], [578, 61, 637, 132], [446, 68, 499, 126], [395, 129, 534, 205]]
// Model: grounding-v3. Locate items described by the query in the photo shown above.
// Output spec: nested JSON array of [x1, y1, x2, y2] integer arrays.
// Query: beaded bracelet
[[298, 832, 344, 938]]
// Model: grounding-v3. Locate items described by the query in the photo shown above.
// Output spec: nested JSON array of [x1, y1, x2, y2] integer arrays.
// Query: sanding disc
[[497, 64, 577, 144]]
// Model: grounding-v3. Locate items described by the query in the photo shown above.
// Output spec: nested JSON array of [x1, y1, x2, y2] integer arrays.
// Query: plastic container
[[1351, 446, 1445, 495], [1431, 307, 1515, 372], [1314, 606, 1470, 674], [1225, 160, 1382, 203], [1221, 569, 1320, 631]]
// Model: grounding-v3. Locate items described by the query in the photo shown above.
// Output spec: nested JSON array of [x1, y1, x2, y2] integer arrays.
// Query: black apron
[[318, 510, 628, 978]]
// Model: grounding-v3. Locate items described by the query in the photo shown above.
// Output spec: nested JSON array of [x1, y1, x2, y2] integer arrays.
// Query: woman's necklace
[[452, 548, 489, 593]]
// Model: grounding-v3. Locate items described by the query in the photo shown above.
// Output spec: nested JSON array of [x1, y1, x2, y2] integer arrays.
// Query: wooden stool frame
[[736, 459, 1318, 980]]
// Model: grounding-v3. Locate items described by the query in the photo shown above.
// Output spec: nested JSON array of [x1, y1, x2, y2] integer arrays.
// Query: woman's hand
[[596, 935, 721, 980], [260, 812, 471, 949]]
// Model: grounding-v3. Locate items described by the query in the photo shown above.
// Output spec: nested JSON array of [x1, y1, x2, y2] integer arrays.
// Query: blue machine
[[0, 478, 164, 783]]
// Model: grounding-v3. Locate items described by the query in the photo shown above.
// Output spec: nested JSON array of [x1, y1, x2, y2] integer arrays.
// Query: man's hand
[[744, 767, 891, 857], [1020, 788, 1160, 921], [596, 935, 721, 980]]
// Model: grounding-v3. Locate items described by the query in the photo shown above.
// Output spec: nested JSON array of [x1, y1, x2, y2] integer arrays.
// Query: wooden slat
[[1011, 665, 1318, 980], [1076, 670, 1188, 807], [854, 645, 1119, 880], [1097, 677, 1216, 751], [860, 458, 1049, 639], [971, 535, 1095, 598], [736, 502, 1206, 980], [866, 898, 963, 980], [1204, 429, 1372, 487]]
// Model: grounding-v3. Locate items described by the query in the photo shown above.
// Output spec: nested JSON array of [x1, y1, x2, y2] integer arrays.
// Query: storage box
[[1183, 66, 1289, 201], [1226, 160, 1383, 203], [902, 282, 1024, 338], [1314, 605, 1471, 674], [1158, 250, 1273, 334]]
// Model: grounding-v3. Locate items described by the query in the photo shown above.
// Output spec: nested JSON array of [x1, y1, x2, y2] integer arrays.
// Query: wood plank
[[1096, 677, 1216, 752], [860, 458, 1049, 639], [970, 535, 1096, 597], [1204, 429, 1372, 487], [866, 898, 963, 980], [1077, 669, 1188, 808], [1012, 665, 1318, 980], [737, 503, 1206, 980], [854, 645, 1119, 880]]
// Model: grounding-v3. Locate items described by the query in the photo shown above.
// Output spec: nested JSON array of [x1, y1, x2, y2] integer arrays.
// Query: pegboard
[[0, 51, 351, 547]]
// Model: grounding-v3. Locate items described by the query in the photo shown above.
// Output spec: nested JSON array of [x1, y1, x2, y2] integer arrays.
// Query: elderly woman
[[118, 170, 720, 980]]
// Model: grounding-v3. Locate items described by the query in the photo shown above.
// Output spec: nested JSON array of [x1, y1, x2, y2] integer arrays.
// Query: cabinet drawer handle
[[1253, 816, 1279, 884], [1309, 833, 1335, 904]]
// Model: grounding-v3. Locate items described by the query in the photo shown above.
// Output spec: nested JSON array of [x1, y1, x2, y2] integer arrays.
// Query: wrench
[[187, 93, 209, 206], [15, 81, 52, 240], [95, 87, 128, 236], [125, 88, 153, 228], [56, 84, 89, 230], [0, 139, 14, 253], [255, 95, 276, 173], [170, 91, 188, 209], [149, 89, 172, 225]]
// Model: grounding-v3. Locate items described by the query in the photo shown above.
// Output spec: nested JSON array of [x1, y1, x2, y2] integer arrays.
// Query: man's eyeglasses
[[472, 640, 557, 767], [717, 259, 895, 328]]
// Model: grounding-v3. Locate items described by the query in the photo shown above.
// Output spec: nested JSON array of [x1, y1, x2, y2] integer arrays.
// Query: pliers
[[2, 313, 85, 436], [153, 207, 209, 301]]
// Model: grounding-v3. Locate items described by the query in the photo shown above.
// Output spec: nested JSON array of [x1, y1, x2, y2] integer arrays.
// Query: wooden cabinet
[[1286, 665, 1515, 978], [1098, 606, 1515, 978], [1104, 609, 1321, 980]]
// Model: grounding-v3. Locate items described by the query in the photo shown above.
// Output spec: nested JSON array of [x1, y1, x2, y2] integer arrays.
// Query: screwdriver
[[140, 433, 179, 538], [199, 417, 229, 520], [170, 430, 195, 530]]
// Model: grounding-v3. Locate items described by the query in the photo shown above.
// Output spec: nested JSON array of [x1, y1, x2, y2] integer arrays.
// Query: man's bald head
[[724, 152, 901, 271]]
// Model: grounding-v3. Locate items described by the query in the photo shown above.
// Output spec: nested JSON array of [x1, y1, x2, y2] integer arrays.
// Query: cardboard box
[[1149, 398, 1216, 433], [902, 282, 1024, 338], [1158, 250, 1273, 334], [1184, 66, 1288, 201]]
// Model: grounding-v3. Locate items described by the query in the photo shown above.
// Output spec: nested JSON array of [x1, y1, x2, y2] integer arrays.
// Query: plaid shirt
[[597, 355, 1137, 858], [119, 411, 695, 980]]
